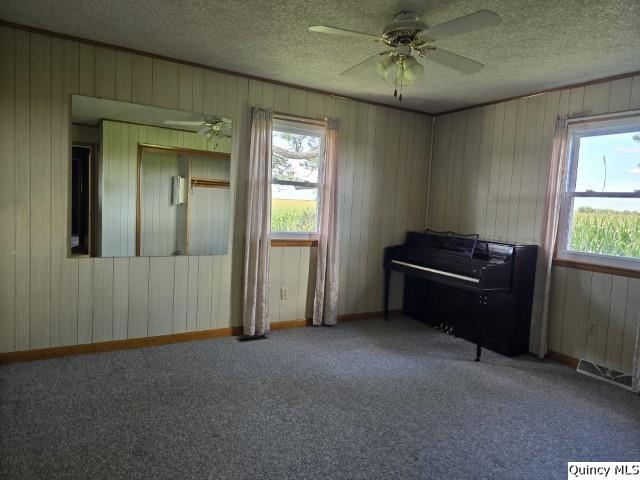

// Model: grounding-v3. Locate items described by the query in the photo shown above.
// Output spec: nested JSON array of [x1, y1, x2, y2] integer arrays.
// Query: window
[[556, 114, 640, 272], [271, 119, 324, 239]]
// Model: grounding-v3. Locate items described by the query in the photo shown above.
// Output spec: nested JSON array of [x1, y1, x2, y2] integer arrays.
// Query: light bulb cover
[[376, 54, 396, 81]]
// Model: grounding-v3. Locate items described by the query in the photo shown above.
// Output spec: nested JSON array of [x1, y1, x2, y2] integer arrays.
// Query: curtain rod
[[567, 108, 640, 124], [273, 111, 327, 127]]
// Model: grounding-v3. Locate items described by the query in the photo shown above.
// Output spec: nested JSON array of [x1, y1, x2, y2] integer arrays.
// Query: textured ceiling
[[2, 0, 639, 113]]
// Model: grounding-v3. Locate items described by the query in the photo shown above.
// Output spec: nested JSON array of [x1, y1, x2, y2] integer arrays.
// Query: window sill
[[271, 238, 318, 247], [552, 258, 640, 279]]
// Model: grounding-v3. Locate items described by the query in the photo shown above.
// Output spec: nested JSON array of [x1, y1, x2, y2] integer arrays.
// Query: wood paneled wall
[[189, 156, 231, 255], [0, 26, 432, 353], [428, 74, 640, 372], [269, 246, 316, 322], [138, 150, 181, 256]]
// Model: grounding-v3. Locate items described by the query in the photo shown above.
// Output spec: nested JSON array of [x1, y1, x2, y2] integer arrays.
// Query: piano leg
[[384, 268, 391, 321], [475, 294, 487, 361], [475, 344, 482, 362]]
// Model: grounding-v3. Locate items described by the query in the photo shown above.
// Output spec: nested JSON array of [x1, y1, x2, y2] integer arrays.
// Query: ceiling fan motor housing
[[382, 12, 428, 48]]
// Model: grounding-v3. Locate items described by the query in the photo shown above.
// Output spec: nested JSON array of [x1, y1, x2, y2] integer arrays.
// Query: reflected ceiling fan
[[309, 10, 501, 101], [163, 116, 232, 141]]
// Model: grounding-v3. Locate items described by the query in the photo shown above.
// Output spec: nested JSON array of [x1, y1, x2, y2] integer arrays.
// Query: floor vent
[[576, 359, 635, 392]]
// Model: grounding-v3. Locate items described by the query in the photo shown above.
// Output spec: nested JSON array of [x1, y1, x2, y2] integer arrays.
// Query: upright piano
[[384, 230, 538, 360]]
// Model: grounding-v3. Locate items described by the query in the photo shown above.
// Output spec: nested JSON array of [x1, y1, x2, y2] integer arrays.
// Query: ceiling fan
[[163, 116, 232, 141], [309, 10, 501, 101]]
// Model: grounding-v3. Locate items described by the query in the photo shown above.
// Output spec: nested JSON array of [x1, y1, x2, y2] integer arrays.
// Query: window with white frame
[[271, 119, 324, 238], [556, 114, 640, 271]]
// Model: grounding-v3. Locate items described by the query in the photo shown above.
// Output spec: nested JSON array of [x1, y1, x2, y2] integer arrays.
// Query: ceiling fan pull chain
[[393, 61, 401, 99], [398, 61, 404, 102]]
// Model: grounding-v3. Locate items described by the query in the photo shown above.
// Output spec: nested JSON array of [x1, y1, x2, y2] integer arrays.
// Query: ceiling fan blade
[[340, 51, 392, 76], [421, 10, 501, 41], [309, 25, 379, 42], [164, 120, 204, 126], [423, 47, 483, 74]]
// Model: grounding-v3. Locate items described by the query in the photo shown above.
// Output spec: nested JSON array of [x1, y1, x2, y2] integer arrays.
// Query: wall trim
[[553, 258, 640, 279], [0, 327, 241, 364], [437, 69, 640, 116], [271, 239, 318, 247], [339, 310, 401, 323], [0, 310, 402, 364], [547, 350, 580, 369], [271, 319, 309, 330], [0, 19, 431, 117], [1, 20, 636, 117]]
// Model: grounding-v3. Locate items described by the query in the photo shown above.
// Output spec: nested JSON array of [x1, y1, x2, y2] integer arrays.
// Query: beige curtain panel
[[529, 116, 569, 357], [242, 107, 273, 336], [313, 118, 340, 326]]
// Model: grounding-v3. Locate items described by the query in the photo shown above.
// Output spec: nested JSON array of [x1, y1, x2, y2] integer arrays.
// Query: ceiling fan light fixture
[[312, 9, 500, 101], [395, 59, 413, 87], [381, 57, 418, 87], [404, 56, 424, 81], [376, 54, 397, 80]]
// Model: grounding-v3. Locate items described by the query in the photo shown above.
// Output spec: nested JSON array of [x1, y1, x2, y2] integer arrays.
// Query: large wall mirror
[[70, 95, 232, 257]]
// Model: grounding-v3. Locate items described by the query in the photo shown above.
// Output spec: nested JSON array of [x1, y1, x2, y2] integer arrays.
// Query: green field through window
[[569, 207, 640, 259], [272, 198, 317, 233]]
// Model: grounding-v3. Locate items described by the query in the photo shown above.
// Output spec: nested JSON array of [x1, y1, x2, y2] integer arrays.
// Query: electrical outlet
[[587, 322, 597, 336], [280, 287, 289, 300]]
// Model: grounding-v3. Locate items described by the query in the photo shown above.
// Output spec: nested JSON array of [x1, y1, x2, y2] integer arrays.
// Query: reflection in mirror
[[138, 145, 230, 256], [70, 95, 232, 257]]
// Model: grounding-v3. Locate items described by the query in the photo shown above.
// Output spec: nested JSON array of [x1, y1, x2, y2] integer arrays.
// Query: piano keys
[[383, 230, 538, 360]]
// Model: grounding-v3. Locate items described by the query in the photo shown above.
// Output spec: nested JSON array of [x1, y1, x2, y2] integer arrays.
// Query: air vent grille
[[576, 359, 635, 392]]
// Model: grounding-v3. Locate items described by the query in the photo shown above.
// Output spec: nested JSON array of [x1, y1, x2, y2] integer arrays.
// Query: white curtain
[[242, 107, 272, 336], [313, 118, 340, 326], [530, 116, 569, 357]]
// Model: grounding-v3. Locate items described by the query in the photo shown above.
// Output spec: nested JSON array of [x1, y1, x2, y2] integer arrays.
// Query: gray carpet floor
[[1, 317, 638, 480]]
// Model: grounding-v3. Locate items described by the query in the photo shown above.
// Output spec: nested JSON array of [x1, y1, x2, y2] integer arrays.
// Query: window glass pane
[[272, 130, 320, 183], [272, 184, 318, 233], [575, 130, 640, 193], [568, 197, 640, 259]]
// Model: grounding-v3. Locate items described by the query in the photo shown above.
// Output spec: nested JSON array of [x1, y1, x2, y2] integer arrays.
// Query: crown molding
[[0, 19, 433, 117], [436, 69, 640, 116], [2, 19, 637, 119]]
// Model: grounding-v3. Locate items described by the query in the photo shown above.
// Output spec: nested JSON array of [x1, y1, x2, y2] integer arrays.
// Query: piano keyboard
[[391, 260, 480, 284]]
